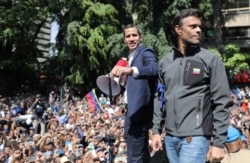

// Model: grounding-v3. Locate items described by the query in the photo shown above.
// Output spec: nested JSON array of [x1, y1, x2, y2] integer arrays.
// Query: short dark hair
[[123, 24, 142, 36], [171, 8, 202, 45]]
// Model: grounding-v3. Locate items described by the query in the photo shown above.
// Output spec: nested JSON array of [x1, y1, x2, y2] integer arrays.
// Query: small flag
[[84, 89, 102, 113], [192, 68, 200, 75]]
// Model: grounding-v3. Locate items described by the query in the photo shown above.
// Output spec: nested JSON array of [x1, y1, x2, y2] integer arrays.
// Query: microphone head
[[96, 75, 121, 96], [115, 58, 128, 67]]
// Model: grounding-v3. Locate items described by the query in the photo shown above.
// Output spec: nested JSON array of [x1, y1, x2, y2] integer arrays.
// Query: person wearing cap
[[225, 126, 243, 153], [221, 126, 250, 163]]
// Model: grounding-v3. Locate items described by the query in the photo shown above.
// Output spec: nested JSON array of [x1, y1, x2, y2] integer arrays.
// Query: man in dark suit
[[111, 24, 158, 163]]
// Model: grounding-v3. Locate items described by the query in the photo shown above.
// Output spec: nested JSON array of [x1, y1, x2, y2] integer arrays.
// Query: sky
[[49, 18, 59, 57]]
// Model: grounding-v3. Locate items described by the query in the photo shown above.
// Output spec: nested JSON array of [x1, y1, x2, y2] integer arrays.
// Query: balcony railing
[[203, 37, 250, 49], [222, 7, 250, 14], [204, 36, 250, 41]]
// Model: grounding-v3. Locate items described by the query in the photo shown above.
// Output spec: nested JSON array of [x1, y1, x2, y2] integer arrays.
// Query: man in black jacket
[[151, 8, 230, 163]]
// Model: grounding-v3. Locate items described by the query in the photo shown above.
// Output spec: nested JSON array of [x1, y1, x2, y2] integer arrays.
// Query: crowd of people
[[0, 87, 128, 163], [228, 85, 250, 149], [1, 8, 250, 163], [0, 84, 250, 163]]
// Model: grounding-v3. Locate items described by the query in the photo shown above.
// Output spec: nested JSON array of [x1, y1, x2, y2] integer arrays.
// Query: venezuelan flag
[[192, 68, 201, 75], [84, 89, 102, 113]]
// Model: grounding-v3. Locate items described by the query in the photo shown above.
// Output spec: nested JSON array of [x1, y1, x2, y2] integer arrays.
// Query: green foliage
[[224, 43, 240, 57], [64, 1, 120, 87], [209, 44, 249, 75], [104, 33, 127, 59], [142, 31, 171, 59], [65, 69, 84, 84], [223, 44, 249, 75], [198, 1, 213, 19], [0, 0, 56, 94], [0, 0, 248, 95]]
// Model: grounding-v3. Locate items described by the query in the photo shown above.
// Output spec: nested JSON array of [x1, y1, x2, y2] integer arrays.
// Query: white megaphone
[[96, 75, 121, 96], [96, 58, 128, 96]]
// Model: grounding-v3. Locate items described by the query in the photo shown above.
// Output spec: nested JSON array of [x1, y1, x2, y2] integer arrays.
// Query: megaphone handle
[[108, 74, 112, 96], [108, 74, 114, 104]]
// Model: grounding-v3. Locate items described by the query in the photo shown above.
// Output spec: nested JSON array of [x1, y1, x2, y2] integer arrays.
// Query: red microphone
[[115, 58, 128, 86], [115, 58, 128, 67]]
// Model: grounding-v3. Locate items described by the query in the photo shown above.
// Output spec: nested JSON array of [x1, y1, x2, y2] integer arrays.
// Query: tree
[[209, 43, 249, 85], [62, 0, 120, 94], [211, 0, 224, 53], [223, 44, 249, 77], [0, 0, 56, 94], [103, 0, 173, 60], [0, 0, 247, 96]]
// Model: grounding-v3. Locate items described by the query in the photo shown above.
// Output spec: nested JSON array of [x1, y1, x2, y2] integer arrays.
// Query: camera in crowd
[[14, 115, 36, 128], [42, 111, 49, 120], [102, 134, 116, 145]]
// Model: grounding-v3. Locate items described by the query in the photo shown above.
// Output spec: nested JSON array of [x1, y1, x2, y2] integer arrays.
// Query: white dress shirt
[[123, 46, 140, 104]]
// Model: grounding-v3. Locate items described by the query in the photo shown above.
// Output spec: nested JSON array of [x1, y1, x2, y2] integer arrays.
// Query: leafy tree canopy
[[0, 0, 248, 96]]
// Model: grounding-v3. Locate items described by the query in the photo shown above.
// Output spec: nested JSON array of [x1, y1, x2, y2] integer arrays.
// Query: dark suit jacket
[[126, 45, 158, 129]]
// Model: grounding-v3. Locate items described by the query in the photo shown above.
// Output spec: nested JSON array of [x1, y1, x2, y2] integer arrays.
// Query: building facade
[[203, 0, 250, 52], [222, 0, 250, 51]]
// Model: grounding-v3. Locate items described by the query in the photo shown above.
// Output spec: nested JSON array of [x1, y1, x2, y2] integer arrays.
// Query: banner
[[84, 89, 102, 113]]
